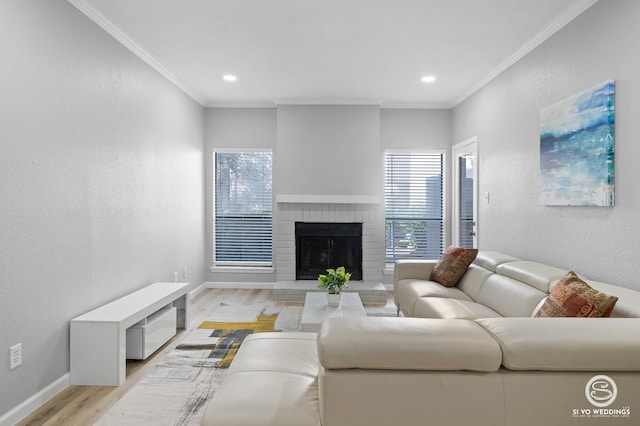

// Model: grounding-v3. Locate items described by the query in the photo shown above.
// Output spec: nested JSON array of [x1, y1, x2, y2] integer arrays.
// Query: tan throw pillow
[[535, 271, 618, 318], [430, 246, 478, 287]]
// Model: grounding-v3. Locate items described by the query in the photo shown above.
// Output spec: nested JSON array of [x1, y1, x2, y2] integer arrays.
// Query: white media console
[[70, 282, 190, 386]]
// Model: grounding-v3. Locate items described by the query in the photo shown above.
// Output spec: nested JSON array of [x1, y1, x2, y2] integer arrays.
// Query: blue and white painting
[[540, 80, 615, 206]]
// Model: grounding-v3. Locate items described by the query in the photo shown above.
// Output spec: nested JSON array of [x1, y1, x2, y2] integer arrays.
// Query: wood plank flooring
[[17, 288, 395, 426]]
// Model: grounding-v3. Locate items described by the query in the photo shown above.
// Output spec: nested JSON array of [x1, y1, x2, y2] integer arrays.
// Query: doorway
[[452, 137, 478, 248]]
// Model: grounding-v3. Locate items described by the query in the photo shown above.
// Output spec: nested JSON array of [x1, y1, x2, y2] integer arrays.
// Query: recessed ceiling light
[[223, 74, 237, 82], [421, 75, 436, 83]]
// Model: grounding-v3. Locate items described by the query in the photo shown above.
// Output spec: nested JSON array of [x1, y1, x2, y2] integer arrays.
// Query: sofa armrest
[[394, 259, 437, 282], [317, 317, 501, 372], [477, 317, 640, 371]]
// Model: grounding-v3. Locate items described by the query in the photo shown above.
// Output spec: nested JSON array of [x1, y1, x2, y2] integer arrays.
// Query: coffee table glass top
[[300, 292, 367, 332]]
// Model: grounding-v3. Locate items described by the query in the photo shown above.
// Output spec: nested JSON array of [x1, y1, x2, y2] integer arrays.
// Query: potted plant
[[317, 266, 352, 307]]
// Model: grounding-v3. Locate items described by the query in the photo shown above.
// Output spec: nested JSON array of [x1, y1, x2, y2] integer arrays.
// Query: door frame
[[452, 136, 478, 248]]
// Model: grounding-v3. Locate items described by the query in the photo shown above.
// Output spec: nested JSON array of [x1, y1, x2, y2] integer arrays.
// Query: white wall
[[0, 0, 205, 418], [381, 108, 453, 248], [203, 107, 277, 284], [276, 105, 382, 198], [204, 106, 451, 284], [452, 0, 640, 290], [381, 108, 451, 151]]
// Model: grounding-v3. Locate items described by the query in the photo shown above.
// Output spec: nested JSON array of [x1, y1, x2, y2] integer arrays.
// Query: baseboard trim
[[190, 283, 209, 298], [204, 282, 394, 291], [0, 373, 69, 426], [205, 281, 275, 289]]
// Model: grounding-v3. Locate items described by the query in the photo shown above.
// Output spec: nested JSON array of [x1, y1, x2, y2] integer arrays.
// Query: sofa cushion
[[395, 279, 473, 316], [430, 246, 478, 287], [201, 332, 321, 426], [413, 297, 503, 320], [472, 251, 521, 272], [536, 271, 618, 318], [318, 317, 502, 372], [476, 274, 547, 317], [226, 333, 319, 377], [496, 261, 568, 293], [455, 263, 495, 301], [530, 297, 547, 317], [477, 318, 640, 371]]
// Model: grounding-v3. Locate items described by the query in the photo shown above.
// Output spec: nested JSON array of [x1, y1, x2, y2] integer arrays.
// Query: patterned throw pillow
[[535, 271, 618, 318], [430, 246, 478, 288]]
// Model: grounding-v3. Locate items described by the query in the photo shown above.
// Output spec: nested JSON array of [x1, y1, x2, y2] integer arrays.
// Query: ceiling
[[69, 0, 597, 108]]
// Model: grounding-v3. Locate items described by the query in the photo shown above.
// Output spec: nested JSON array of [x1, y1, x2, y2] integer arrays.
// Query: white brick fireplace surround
[[275, 201, 385, 284]]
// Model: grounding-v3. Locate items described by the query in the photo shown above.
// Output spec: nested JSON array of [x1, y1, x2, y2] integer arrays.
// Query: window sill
[[210, 266, 275, 274]]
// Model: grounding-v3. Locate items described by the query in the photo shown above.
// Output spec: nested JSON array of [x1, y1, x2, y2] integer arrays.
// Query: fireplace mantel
[[275, 194, 382, 204], [274, 202, 384, 283]]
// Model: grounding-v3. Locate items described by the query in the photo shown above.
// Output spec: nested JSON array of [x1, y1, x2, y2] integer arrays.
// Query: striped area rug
[[96, 311, 278, 426], [96, 294, 396, 426]]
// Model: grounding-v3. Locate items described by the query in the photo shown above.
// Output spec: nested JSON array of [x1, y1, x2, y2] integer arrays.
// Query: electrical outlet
[[173, 271, 178, 283], [183, 267, 188, 279], [10, 343, 22, 370]]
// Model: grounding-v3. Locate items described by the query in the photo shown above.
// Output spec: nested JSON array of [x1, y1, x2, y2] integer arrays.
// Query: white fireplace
[[275, 201, 384, 283]]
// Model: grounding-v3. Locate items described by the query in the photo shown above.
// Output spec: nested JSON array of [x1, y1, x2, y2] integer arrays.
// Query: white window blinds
[[214, 151, 273, 266], [385, 152, 444, 263]]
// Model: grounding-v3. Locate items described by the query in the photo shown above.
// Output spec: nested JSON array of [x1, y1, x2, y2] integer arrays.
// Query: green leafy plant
[[317, 266, 352, 294]]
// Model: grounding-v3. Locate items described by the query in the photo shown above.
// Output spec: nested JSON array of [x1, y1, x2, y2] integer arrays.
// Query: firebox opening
[[295, 222, 363, 281]]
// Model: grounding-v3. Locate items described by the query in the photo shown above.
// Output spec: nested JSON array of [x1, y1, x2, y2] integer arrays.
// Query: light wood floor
[[17, 288, 395, 426], [17, 289, 273, 426]]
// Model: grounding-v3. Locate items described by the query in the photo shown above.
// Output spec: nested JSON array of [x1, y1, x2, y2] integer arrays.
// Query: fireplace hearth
[[295, 222, 363, 281]]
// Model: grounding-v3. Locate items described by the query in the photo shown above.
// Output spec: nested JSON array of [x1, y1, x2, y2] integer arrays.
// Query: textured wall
[[204, 107, 451, 284], [0, 0, 205, 416], [381, 108, 452, 152], [203, 108, 278, 284], [276, 105, 382, 198], [452, 0, 640, 289], [381, 108, 453, 248]]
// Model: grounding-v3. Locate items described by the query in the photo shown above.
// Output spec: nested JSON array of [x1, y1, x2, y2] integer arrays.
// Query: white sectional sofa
[[394, 251, 640, 319], [201, 251, 640, 426]]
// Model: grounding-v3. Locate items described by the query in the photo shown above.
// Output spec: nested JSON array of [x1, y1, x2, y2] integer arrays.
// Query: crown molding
[[205, 101, 277, 109], [452, 0, 599, 107], [206, 100, 451, 110], [67, 0, 205, 106], [381, 102, 452, 110], [274, 99, 383, 106], [68, 0, 598, 111]]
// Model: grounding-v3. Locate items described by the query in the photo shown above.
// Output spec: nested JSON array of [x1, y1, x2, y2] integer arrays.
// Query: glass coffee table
[[300, 292, 367, 332]]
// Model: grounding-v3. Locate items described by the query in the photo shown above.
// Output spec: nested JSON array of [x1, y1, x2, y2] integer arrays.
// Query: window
[[214, 151, 272, 267], [385, 151, 444, 263]]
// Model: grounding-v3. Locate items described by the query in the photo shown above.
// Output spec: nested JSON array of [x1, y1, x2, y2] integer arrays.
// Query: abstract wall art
[[539, 80, 615, 206]]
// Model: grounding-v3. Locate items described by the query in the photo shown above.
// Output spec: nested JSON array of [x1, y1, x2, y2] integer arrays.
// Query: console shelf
[[70, 282, 190, 386]]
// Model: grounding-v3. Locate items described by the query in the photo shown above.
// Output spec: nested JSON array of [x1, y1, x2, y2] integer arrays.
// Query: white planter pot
[[326, 293, 342, 307]]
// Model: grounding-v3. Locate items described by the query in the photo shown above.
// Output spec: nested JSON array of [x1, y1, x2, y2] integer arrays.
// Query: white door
[[452, 137, 478, 248]]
